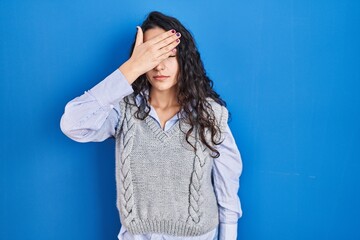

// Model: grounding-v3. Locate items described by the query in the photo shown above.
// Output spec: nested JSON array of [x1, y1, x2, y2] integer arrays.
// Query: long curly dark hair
[[124, 11, 230, 158]]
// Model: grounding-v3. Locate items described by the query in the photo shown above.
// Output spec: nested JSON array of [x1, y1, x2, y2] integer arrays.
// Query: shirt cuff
[[219, 223, 238, 240], [89, 68, 134, 107], [218, 204, 242, 223]]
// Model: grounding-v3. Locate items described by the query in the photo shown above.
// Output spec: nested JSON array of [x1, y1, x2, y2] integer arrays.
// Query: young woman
[[60, 11, 243, 240]]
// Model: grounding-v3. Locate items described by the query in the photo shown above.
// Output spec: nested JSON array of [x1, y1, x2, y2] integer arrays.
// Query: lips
[[153, 75, 170, 80]]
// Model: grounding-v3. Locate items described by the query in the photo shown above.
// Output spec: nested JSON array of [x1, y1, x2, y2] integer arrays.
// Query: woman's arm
[[60, 28, 182, 142], [60, 69, 134, 142], [213, 124, 243, 240]]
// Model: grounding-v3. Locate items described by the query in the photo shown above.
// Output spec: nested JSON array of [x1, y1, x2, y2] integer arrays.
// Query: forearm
[[219, 222, 238, 240], [118, 60, 141, 85], [60, 69, 134, 142]]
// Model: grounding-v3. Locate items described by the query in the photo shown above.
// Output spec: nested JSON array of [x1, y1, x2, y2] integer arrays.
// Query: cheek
[[169, 60, 180, 74]]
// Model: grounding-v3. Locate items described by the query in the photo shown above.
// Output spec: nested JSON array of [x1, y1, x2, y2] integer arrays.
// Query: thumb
[[134, 26, 143, 47]]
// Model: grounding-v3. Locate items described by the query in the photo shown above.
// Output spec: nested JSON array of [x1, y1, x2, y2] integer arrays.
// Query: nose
[[154, 61, 165, 71]]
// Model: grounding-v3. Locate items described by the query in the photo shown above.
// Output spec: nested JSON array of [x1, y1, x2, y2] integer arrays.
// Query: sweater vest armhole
[[115, 93, 138, 138], [115, 99, 127, 138], [205, 98, 229, 143]]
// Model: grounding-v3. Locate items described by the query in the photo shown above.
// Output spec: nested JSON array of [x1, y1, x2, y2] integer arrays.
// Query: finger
[[158, 47, 178, 62], [153, 32, 181, 51], [134, 26, 143, 47], [146, 29, 177, 46], [156, 38, 181, 58]]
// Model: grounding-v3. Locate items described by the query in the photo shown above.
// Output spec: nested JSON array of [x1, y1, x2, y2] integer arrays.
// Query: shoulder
[[205, 97, 227, 112], [118, 92, 138, 111], [121, 92, 137, 104], [205, 97, 229, 131]]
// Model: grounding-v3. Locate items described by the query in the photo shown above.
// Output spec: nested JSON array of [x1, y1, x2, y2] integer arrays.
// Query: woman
[[60, 11, 243, 240]]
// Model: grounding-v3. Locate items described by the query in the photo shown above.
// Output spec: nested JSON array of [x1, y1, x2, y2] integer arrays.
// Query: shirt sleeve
[[60, 68, 134, 142], [219, 222, 238, 240], [213, 121, 243, 240]]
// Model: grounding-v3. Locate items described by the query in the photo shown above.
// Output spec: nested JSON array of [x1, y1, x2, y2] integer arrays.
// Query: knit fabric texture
[[114, 93, 229, 237]]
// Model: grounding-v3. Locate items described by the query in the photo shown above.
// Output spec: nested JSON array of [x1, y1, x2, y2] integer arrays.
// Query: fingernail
[[171, 29, 176, 33], [176, 39, 180, 42], [172, 48, 177, 52], [176, 32, 181, 37]]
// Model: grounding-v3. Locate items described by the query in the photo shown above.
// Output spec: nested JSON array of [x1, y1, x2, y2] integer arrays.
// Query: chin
[[155, 87, 174, 91], [151, 84, 176, 91]]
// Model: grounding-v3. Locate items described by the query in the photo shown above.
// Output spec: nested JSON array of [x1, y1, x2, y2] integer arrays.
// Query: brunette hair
[[124, 11, 231, 158]]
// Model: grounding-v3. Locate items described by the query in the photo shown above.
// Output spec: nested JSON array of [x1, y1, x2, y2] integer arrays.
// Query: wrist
[[118, 60, 140, 84]]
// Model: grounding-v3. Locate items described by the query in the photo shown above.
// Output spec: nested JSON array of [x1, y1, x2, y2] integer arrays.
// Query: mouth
[[153, 75, 170, 80]]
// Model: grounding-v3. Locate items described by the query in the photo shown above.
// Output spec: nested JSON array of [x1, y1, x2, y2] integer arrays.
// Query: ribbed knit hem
[[125, 219, 218, 237]]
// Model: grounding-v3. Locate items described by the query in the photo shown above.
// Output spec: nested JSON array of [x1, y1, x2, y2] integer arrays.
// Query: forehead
[[143, 27, 166, 42]]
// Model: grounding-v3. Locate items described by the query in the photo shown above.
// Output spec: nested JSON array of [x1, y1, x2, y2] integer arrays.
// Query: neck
[[148, 87, 179, 108]]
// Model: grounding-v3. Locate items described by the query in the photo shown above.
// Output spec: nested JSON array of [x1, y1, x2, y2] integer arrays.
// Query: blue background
[[1, 0, 359, 239]]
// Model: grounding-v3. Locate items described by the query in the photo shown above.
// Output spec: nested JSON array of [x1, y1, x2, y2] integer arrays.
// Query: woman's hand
[[119, 26, 181, 84]]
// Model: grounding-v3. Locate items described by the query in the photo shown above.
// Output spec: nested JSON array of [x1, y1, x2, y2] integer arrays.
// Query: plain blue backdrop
[[1, 0, 359, 239]]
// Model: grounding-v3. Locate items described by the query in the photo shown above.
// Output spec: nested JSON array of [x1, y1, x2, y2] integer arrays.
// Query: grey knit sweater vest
[[114, 93, 229, 237]]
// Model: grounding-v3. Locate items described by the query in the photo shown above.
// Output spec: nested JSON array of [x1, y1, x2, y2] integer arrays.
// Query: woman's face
[[144, 27, 180, 93]]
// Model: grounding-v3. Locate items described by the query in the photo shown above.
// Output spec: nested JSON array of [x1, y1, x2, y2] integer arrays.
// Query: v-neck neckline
[[144, 115, 180, 142], [132, 91, 186, 141], [148, 104, 180, 130]]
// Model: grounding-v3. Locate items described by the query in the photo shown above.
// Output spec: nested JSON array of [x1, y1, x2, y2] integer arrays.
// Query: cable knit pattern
[[114, 93, 227, 237], [115, 98, 136, 226], [187, 126, 207, 224]]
